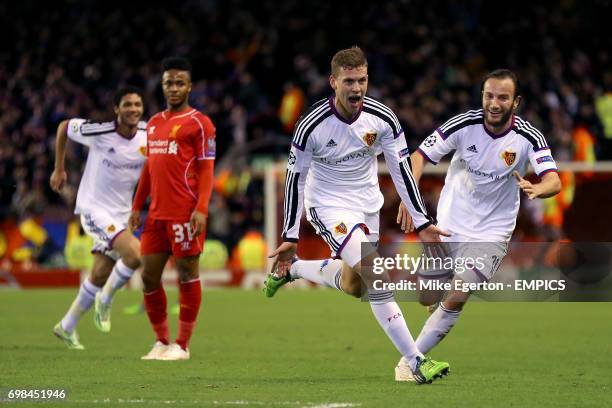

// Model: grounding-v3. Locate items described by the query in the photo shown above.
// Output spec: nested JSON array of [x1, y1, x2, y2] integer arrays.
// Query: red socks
[[176, 279, 202, 350], [144, 287, 169, 345]]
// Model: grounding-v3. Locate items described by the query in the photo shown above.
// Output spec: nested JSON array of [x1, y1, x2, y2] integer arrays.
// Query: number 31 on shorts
[[172, 223, 194, 243]]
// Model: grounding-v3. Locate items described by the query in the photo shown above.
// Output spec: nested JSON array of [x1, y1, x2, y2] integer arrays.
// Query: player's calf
[[340, 265, 362, 298]]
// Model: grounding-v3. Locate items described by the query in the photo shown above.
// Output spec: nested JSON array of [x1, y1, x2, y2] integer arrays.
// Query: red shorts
[[141, 218, 205, 258]]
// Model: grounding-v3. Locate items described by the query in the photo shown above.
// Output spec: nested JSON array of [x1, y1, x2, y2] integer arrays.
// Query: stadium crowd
[[0, 0, 610, 263]]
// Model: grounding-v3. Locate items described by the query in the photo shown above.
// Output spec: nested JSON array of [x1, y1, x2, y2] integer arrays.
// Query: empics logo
[[363, 131, 377, 146], [334, 222, 348, 235], [501, 149, 516, 166]]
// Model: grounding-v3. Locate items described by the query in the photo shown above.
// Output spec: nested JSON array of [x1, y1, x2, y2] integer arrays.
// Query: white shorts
[[418, 234, 507, 284], [80, 212, 127, 261], [306, 207, 379, 268]]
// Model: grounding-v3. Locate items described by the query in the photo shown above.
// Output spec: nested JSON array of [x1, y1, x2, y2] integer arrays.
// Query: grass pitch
[[1, 288, 610, 407]]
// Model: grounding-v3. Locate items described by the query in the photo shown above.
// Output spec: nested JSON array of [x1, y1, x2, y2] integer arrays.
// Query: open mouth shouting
[[348, 94, 362, 108]]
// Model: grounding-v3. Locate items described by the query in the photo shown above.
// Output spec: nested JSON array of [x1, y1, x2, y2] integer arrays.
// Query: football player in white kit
[[50, 86, 147, 349], [396, 69, 562, 375], [266, 47, 450, 384]]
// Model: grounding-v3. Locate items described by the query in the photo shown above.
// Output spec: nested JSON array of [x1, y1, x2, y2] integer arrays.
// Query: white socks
[[369, 292, 423, 370], [415, 303, 461, 354], [61, 280, 101, 333], [100, 259, 136, 305], [290, 259, 344, 291]]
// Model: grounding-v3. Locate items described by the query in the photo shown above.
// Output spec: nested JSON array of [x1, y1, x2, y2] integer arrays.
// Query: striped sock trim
[[440, 303, 461, 314], [368, 291, 394, 302], [333, 270, 343, 292]]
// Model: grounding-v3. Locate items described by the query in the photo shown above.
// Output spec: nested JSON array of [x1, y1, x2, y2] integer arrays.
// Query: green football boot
[[53, 322, 85, 350], [412, 356, 450, 384], [94, 292, 111, 333], [263, 257, 297, 298]]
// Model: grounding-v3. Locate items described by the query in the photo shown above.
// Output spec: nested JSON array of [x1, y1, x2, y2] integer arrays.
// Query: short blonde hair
[[331, 46, 368, 76]]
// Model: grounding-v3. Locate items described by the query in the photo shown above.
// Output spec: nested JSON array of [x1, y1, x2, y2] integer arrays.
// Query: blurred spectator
[[1, 0, 610, 259]]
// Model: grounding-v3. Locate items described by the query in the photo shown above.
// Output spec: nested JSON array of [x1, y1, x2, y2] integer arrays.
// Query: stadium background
[[0, 0, 611, 285], [1, 2, 612, 407]]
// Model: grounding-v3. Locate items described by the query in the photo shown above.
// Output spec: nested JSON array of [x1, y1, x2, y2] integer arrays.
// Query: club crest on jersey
[[501, 149, 516, 166], [148, 126, 155, 135], [139, 146, 147, 156], [334, 222, 348, 235], [107, 225, 116, 233], [168, 140, 178, 155], [363, 131, 377, 147], [169, 124, 182, 138]]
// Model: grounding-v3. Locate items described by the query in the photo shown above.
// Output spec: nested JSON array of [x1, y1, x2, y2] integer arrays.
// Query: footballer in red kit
[[130, 57, 215, 361]]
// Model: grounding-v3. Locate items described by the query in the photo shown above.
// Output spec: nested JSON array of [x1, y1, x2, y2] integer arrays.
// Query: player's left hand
[[268, 242, 298, 277], [513, 171, 540, 200], [396, 202, 415, 233], [190, 211, 207, 236]]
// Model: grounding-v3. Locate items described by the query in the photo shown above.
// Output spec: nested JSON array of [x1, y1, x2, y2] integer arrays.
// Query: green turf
[[0, 288, 610, 407]]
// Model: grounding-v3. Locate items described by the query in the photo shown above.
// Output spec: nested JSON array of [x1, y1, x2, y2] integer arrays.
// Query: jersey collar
[[162, 107, 196, 120], [483, 115, 515, 139], [115, 120, 138, 140]]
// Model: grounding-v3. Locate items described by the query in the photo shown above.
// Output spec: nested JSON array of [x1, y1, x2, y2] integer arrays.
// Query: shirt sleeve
[[416, 128, 459, 165], [281, 138, 313, 242], [528, 146, 558, 177], [193, 115, 216, 160], [66, 118, 93, 147], [381, 127, 435, 231]]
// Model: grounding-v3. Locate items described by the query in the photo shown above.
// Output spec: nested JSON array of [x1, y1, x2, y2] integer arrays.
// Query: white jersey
[[282, 96, 433, 242], [67, 119, 147, 220], [418, 109, 558, 242]]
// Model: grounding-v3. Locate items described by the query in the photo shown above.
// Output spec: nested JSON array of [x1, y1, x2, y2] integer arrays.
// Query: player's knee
[[341, 274, 362, 298], [418, 290, 442, 306], [343, 282, 362, 298], [141, 273, 161, 292], [121, 250, 141, 270], [89, 274, 107, 288], [175, 258, 200, 282]]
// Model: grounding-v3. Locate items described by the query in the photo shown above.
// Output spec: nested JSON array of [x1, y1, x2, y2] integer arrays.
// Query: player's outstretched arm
[[50, 120, 69, 193], [396, 151, 430, 232], [513, 171, 561, 200], [410, 150, 427, 185]]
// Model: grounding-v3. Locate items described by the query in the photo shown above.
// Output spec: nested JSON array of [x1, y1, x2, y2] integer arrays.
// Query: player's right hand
[[268, 241, 298, 277], [49, 168, 67, 193], [128, 211, 142, 232], [396, 202, 415, 232]]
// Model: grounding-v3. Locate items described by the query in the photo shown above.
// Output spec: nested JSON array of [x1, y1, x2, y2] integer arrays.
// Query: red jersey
[[145, 107, 216, 220]]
